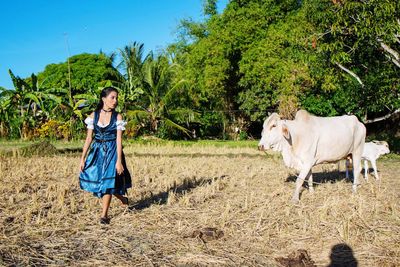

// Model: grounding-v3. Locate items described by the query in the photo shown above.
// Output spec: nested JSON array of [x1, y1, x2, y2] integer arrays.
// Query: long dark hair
[[95, 87, 119, 111]]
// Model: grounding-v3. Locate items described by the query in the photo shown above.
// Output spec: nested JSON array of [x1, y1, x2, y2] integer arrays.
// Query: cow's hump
[[295, 109, 312, 122]]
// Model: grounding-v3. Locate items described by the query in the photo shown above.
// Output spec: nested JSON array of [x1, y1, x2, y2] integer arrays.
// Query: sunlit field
[[0, 142, 399, 266]]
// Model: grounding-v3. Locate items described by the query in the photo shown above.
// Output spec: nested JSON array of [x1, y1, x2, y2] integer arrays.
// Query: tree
[[113, 42, 149, 113], [238, 7, 316, 120], [37, 53, 118, 95], [127, 54, 196, 138], [176, 0, 307, 136], [203, 0, 217, 17], [304, 0, 400, 121]]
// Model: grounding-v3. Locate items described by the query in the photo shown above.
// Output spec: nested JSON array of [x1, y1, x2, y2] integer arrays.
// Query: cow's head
[[372, 140, 390, 155], [379, 142, 390, 155], [258, 113, 290, 152]]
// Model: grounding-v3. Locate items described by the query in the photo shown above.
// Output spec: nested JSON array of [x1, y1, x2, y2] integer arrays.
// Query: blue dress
[[79, 111, 132, 198]]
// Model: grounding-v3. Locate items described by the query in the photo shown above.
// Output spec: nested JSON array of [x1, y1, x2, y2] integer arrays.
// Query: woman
[[79, 87, 132, 224]]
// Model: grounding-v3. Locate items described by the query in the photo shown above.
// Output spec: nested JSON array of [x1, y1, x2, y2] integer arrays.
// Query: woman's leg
[[114, 194, 128, 205], [101, 194, 112, 218]]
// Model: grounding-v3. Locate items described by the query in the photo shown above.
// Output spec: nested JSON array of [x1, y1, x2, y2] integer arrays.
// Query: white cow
[[258, 110, 366, 202], [346, 141, 390, 180]]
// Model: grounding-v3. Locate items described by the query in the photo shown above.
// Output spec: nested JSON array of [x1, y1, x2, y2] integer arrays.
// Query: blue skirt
[[79, 140, 132, 198]]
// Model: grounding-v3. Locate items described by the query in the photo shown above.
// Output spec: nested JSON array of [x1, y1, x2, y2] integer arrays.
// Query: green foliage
[[2, 0, 399, 140], [238, 131, 248, 141], [1, 70, 62, 138], [238, 9, 317, 120], [304, 0, 400, 120], [31, 53, 120, 135], [178, 0, 316, 123], [123, 51, 197, 139], [113, 42, 148, 112], [170, 0, 399, 136], [300, 93, 337, 117], [197, 110, 224, 138], [37, 53, 118, 95], [203, 0, 217, 17]]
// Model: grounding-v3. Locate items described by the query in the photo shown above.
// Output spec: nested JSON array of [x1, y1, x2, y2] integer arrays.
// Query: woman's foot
[[100, 217, 110, 224], [122, 196, 129, 206], [113, 194, 129, 206]]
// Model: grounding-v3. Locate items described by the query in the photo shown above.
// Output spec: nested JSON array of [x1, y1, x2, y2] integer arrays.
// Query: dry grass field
[[0, 143, 399, 266]]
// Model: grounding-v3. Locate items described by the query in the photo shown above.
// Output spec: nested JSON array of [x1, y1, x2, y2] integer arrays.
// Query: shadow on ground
[[286, 170, 353, 188], [131, 152, 266, 159], [58, 151, 270, 159], [328, 243, 358, 267], [58, 148, 82, 154], [129, 175, 228, 211]]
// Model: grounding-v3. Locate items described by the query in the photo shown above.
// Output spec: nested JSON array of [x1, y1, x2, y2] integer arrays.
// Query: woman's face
[[102, 91, 118, 110]]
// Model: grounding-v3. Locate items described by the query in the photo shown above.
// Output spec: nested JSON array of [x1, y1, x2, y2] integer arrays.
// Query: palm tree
[[113, 42, 150, 112], [127, 54, 197, 137]]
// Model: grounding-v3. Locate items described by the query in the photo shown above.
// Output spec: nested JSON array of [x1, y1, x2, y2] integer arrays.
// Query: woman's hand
[[79, 159, 85, 172], [116, 161, 124, 175]]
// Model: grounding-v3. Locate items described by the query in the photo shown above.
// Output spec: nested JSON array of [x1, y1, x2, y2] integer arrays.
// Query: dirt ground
[[0, 144, 399, 266]]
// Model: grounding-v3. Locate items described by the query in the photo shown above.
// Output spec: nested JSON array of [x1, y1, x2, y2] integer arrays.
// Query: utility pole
[[64, 32, 74, 139], [64, 32, 72, 94]]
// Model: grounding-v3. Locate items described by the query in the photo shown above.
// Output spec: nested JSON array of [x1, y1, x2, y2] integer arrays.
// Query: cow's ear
[[282, 123, 290, 140]]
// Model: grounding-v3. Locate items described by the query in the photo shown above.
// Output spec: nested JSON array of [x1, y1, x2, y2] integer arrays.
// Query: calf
[[346, 141, 390, 180]]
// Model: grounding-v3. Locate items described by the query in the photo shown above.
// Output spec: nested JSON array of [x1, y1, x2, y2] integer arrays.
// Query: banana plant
[[4, 70, 43, 138], [73, 88, 101, 119], [0, 88, 12, 137], [2, 70, 66, 138]]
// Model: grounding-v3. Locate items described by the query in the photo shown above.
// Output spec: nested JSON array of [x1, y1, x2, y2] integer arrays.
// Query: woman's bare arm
[[80, 113, 94, 171], [115, 113, 124, 175]]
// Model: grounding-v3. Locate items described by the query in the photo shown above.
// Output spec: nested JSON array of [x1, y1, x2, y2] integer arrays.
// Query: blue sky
[[0, 0, 228, 89]]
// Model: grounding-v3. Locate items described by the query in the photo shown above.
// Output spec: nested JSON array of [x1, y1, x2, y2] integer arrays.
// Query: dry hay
[[0, 143, 399, 266]]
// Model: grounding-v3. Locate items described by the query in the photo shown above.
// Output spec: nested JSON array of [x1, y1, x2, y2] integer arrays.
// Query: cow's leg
[[364, 160, 369, 181], [352, 153, 363, 193], [345, 159, 350, 179], [308, 173, 314, 193], [292, 168, 311, 203], [370, 159, 380, 180]]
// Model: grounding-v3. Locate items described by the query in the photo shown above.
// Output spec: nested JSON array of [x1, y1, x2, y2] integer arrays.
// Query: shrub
[[34, 120, 71, 140]]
